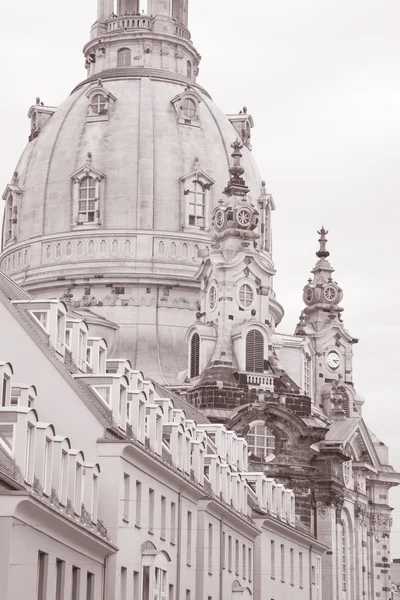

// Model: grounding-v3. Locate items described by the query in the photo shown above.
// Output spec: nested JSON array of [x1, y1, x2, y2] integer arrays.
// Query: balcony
[[107, 15, 152, 33], [245, 373, 274, 390]]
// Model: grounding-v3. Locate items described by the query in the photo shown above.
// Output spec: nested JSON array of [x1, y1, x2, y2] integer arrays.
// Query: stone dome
[[0, 1, 279, 384]]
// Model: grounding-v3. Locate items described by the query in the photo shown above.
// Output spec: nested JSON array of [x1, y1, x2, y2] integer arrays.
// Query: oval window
[[239, 283, 254, 308], [209, 285, 217, 311]]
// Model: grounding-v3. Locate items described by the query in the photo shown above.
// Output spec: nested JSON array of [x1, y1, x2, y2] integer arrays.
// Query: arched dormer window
[[70, 157, 106, 229], [91, 94, 107, 115], [246, 330, 264, 373], [171, 89, 201, 128], [247, 423, 275, 460], [180, 164, 214, 231], [78, 177, 97, 223], [118, 48, 131, 66], [5, 193, 14, 241], [190, 333, 200, 378], [86, 81, 117, 123]]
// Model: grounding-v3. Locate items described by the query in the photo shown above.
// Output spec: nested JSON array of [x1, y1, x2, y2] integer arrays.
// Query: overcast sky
[[1, 0, 400, 551]]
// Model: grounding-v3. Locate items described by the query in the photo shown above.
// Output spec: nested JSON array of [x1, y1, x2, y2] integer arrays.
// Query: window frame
[[118, 47, 132, 66], [247, 421, 276, 461]]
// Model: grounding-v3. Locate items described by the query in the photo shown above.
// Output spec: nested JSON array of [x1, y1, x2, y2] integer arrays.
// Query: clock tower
[[295, 228, 362, 417]]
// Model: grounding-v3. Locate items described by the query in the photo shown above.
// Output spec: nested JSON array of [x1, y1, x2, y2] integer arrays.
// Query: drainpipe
[[219, 517, 224, 600], [103, 551, 113, 600], [176, 489, 183, 600], [309, 545, 313, 600]]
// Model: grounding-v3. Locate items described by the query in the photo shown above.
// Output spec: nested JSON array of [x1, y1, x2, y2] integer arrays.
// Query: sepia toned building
[[1, 1, 398, 599]]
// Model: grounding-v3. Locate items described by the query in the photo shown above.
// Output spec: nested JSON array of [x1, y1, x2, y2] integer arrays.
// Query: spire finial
[[229, 139, 245, 179], [316, 226, 330, 259]]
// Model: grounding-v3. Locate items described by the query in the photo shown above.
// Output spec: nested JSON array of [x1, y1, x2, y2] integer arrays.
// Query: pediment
[[70, 162, 106, 183]]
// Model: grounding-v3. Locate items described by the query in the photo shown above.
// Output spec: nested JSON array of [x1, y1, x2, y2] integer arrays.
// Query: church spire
[[87, 0, 199, 82], [297, 228, 344, 331]]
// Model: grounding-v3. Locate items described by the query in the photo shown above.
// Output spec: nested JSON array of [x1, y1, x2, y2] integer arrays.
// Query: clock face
[[326, 351, 341, 369]]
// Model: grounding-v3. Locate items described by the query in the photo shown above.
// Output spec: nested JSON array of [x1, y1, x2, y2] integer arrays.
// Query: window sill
[[72, 222, 101, 231]]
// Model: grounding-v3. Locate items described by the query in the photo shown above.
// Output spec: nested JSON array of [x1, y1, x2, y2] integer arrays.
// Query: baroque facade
[[1, 1, 399, 599]]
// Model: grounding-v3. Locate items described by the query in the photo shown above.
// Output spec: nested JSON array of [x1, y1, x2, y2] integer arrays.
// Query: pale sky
[[1, 0, 400, 552]]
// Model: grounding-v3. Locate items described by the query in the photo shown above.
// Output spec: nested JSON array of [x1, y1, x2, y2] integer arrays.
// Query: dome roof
[[1, 73, 264, 288]]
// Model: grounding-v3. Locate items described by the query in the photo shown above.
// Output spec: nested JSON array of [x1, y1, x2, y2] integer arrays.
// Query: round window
[[209, 285, 217, 310], [324, 286, 337, 302], [305, 288, 313, 303], [215, 210, 224, 229], [181, 98, 197, 119], [239, 283, 254, 308], [237, 208, 251, 227]]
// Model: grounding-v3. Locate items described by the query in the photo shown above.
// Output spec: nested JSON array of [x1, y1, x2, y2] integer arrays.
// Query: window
[[208, 523, 213, 575], [123, 473, 130, 521], [228, 536, 232, 572], [245, 330, 264, 373], [31, 311, 49, 331], [149, 488, 154, 533], [121, 567, 127, 600], [248, 548, 252, 582], [186, 60, 192, 79], [280, 545, 285, 582], [316, 557, 321, 600], [43, 438, 52, 494], [90, 94, 107, 114], [118, 48, 131, 66], [299, 552, 303, 589], [93, 386, 111, 405], [1, 375, 9, 407], [75, 463, 82, 512], [72, 566, 80, 600], [181, 97, 197, 119], [65, 330, 71, 349], [187, 511, 192, 565], [239, 284, 254, 308], [341, 521, 347, 593], [154, 568, 167, 600], [186, 180, 205, 227], [190, 333, 200, 378], [5, 193, 14, 241], [186, 592, 190, 600], [78, 177, 97, 224], [60, 450, 68, 504], [271, 540, 275, 579], [56, 559, 65, 600], [133, 572, 139, 600], [242, 545, 246, 579], [235, 540, 239, 576], [135, 481, 142, 526], [209, 285, 217, 310], [290, 549, 294, 586], [161, 496, 167, 539], [0, 423, 13, 453], [92, 473, 99, 521], [304, 353, 312, 397], [86, 573, 94, 600], [114, 286, 125, 295], [37, 551, 48, 600], [171, 501, 176, 543], [247, 424, 275, 460]]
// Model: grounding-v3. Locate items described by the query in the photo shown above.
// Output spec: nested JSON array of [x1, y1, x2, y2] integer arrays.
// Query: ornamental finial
[[316, 226, 330, 259], [229, 139, 245, 180]]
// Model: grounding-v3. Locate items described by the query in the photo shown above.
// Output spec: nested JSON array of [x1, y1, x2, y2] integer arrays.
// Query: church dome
[[0, 0, 280, 384]]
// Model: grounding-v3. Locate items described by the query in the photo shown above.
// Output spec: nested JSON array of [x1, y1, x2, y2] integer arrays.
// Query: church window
[[78, 177, 97, 223], [247, 423, 275, 460], [246, 330, 264, 373], [187, 60, 192, 79], [181, 98, 197, 119], [239, 284, 254, 309], [209, 285, 217, 310], [186, 181, 205, 227], [5, 193, 14, 241], [90, 94, 107, 114], [190, 333, 200, 378], [118, 48, 131, 66]]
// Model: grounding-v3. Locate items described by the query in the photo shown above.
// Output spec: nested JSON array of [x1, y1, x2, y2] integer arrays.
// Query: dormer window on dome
[[86, 80, 116, 123], [27, 97, 56, 142], [180, 159, 215, 231], [227, 107, 254, 151], [70, 154, 106, 229], [171, 87, 201, 127], [2, 172, 21, 248]]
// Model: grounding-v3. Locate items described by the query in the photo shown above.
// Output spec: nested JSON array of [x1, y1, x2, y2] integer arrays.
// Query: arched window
[[6, 194, 14, 241], [190, 333, 200, 378], [187, 60, 192, 79], [246, 330, 264, 373], [118, 48, 131, 66], [186, 181, 205, 227], [90, 94, 107, 114], [78, 177, 97, 223], [181, 97, 197, 119], [247, 424, 275, 460]]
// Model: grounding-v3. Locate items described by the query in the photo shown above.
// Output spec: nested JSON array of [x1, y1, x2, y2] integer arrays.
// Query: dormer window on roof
[[171, 87, 201, 127], [86, 80, 117, 123]]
